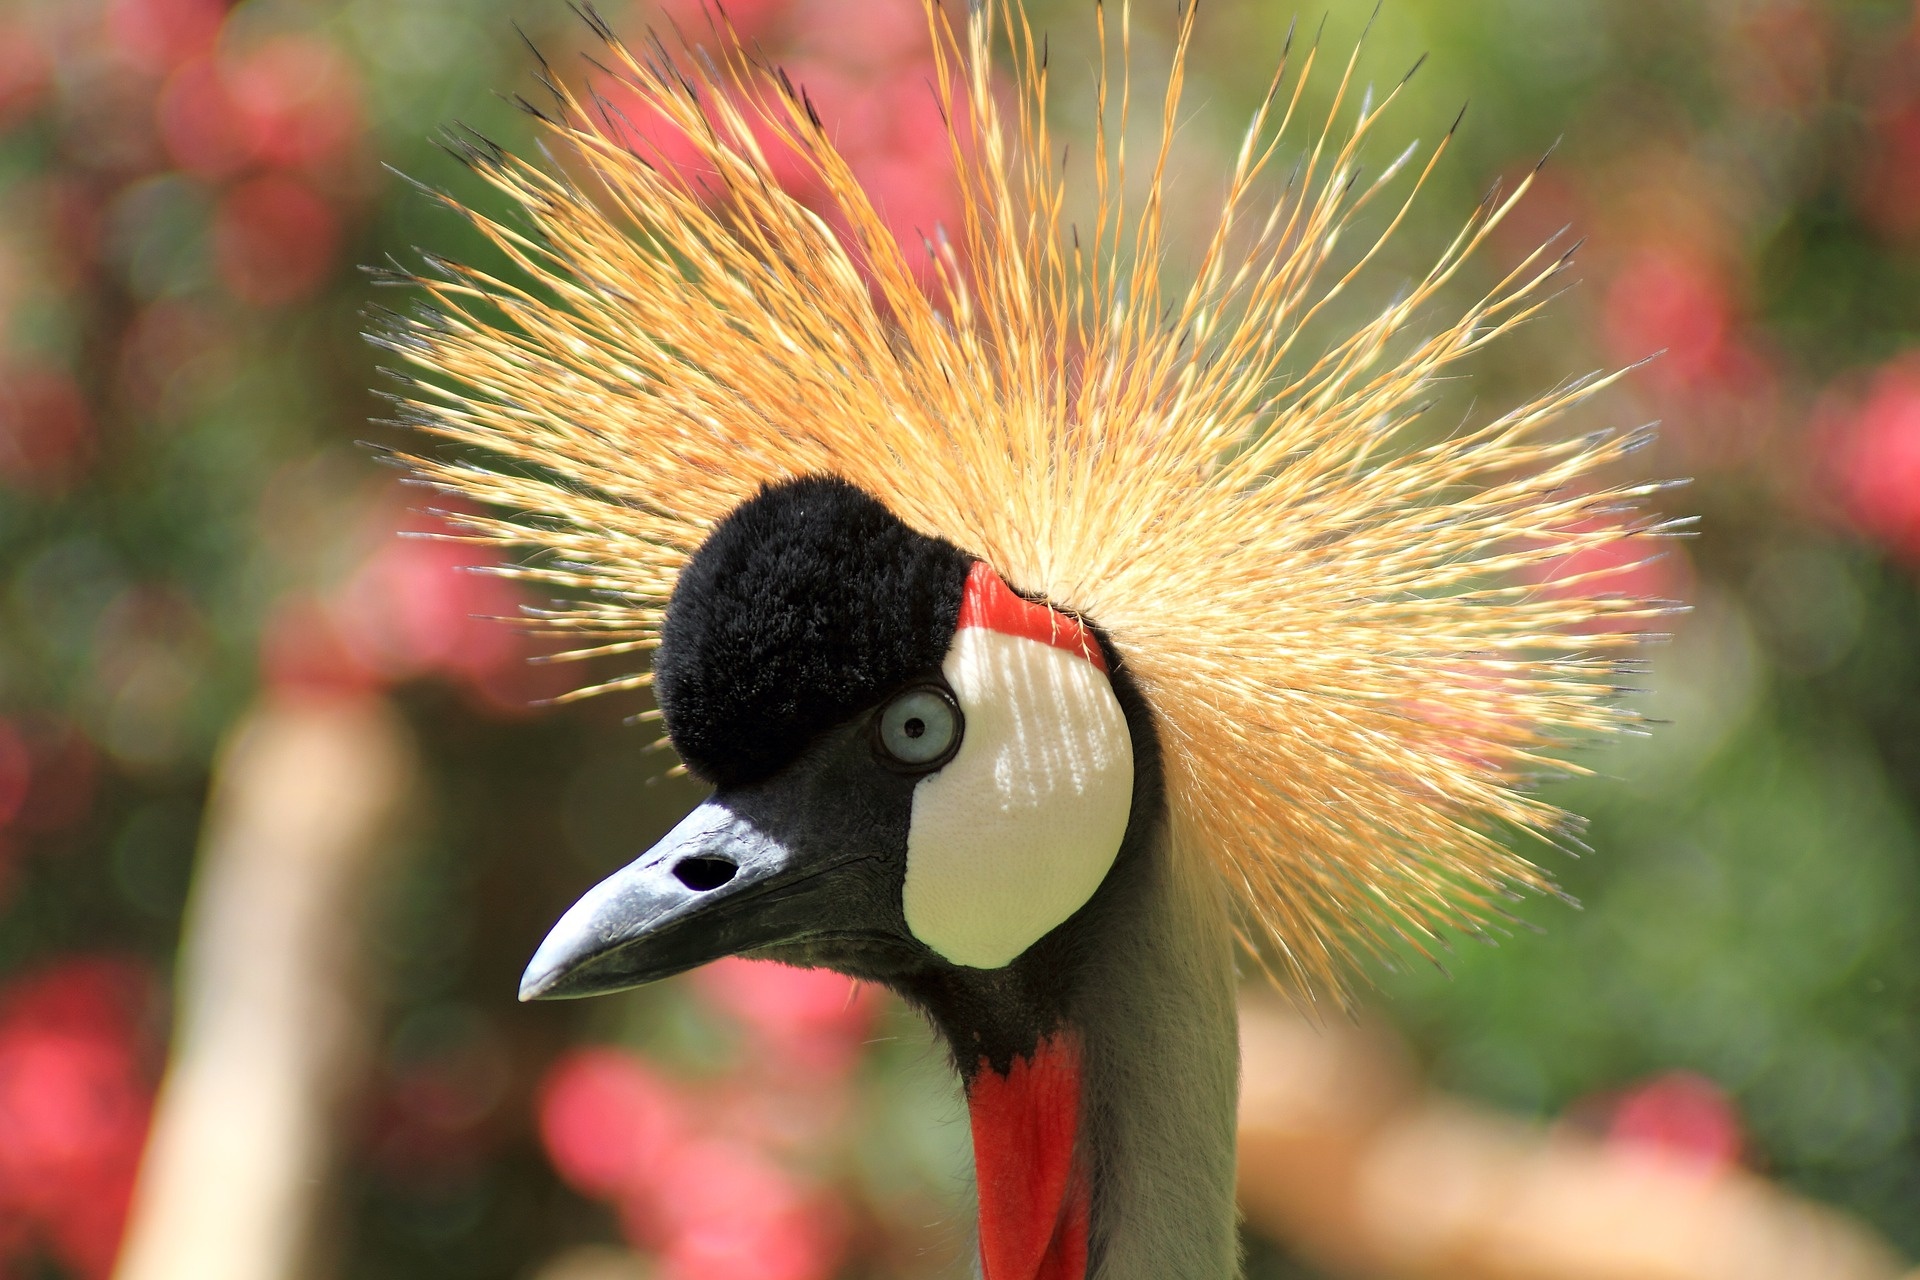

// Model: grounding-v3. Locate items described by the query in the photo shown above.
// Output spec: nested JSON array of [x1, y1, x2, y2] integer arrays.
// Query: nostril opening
[[673, 855, 738, 891]]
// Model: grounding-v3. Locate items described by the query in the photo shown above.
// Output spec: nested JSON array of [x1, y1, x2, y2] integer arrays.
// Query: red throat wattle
[[964, 1032, 1091, 1280]]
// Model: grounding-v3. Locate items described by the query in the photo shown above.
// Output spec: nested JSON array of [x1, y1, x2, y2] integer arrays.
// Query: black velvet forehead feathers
[[652, 475, 974, 788]]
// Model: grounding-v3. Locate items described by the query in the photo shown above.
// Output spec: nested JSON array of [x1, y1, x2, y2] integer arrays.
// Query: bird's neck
[[917, 823, 1243, 1280], [1058, 826, 1241, 1280]]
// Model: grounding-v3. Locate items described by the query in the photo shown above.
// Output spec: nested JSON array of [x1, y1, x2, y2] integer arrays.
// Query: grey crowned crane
[[387, 3, 1674, 1277]]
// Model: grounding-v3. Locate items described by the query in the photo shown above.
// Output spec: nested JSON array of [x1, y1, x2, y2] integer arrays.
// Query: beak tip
[[522, 907, 595, 1002], [518, 960, 561, 1003], [514, 797, 792, 1007]]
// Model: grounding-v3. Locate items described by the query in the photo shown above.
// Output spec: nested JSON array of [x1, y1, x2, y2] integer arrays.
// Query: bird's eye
[[876, 685, 963, 770]]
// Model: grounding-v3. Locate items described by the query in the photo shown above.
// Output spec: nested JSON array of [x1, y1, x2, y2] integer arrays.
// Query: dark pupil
[[904, 717, 926, 739]]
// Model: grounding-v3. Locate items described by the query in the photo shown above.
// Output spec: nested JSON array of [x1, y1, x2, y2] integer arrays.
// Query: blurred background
[[3, 0, 1920, 1276]]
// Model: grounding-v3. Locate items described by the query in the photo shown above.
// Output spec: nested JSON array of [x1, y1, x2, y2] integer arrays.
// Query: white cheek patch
[[902, 627, 1134, 969]]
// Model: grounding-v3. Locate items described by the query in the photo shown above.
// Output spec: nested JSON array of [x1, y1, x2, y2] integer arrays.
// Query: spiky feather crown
[[388, 1, 1679, 998]]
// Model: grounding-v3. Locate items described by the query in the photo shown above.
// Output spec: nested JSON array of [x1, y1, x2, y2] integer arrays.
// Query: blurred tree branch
[[1237, 998, 1917, 1280], [114, 694, 417, 1280]]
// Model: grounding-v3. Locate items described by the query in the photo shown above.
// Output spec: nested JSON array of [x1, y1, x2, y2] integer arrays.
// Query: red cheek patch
[[965, 1032, 1091, 1280], [957, 562, 1108, 672]]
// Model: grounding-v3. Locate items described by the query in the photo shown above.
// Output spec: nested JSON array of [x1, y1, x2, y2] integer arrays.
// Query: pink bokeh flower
[[1602, 243, 1778, 468], [0, 18, 53, 128], [213, 173, 341, 307], [1604, 1071, 1745, 1171], [650, 0, 791, 45], [539, 1045, 847, 1280], [224, 36, 362, 180], [157, 57, 257, 180], [0, 958, 157, 1279], [603, 2, 965, 285], [1603, 247, 1742, 393], [333, 536, 522, 687], [590, 77, 813, 196], [694, 957, 877, 1077], [1836, 356, 1920, 562], [152, 30, 363, 304], [261, 510, 567, 715], [540, 1049, 689, 1201], [103, 0, 225, 75], [537, 989, 857, 1280], [646, 1136, 844, 1280]]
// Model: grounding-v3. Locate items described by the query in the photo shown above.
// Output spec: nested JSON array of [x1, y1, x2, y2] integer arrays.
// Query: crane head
[[520, 475, 1146, 1002], [393, 0, 1680, 1006]]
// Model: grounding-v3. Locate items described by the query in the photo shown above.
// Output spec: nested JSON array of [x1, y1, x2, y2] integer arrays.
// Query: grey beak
[[519, 797, 800, 1001]]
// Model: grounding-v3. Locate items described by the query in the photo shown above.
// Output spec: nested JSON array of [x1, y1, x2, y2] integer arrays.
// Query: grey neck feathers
[[1077, 826, 1241, 1280]]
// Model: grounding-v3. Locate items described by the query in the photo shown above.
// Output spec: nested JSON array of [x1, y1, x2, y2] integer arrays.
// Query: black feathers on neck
[[654, 475, 973, 788]]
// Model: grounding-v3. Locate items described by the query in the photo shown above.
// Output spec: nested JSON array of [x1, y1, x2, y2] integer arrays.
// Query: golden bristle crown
[[388, 0, 1682, 998]]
